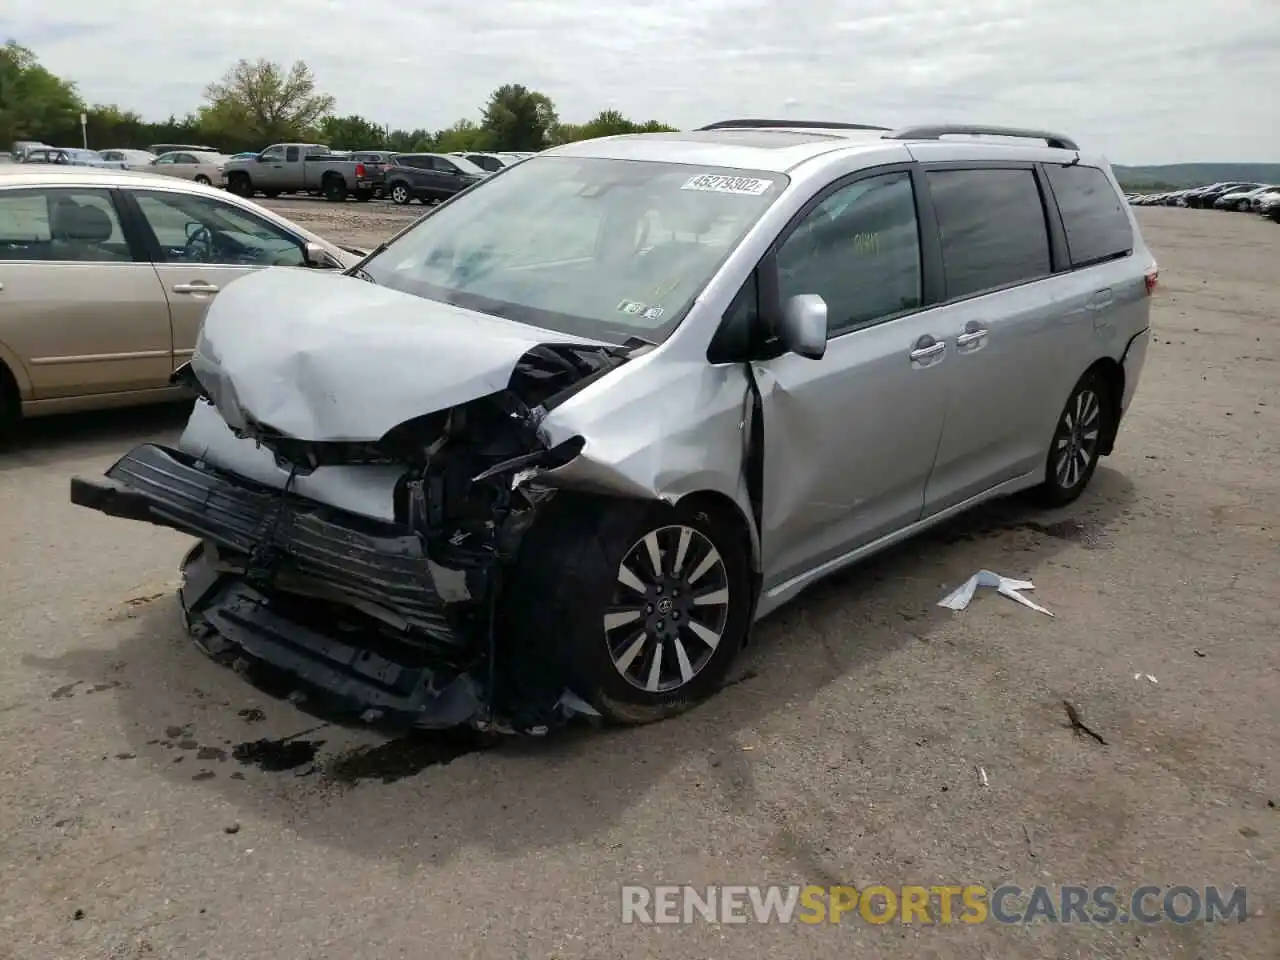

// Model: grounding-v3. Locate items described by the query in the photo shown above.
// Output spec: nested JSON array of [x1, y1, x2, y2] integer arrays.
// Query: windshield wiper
[[345, 239, 392, 282]]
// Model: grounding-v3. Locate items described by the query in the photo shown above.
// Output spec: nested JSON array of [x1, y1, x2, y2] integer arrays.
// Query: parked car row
[[1128, 181, 1280, 221], [219, 144, 531, 203], [8, 140, 537, 204]]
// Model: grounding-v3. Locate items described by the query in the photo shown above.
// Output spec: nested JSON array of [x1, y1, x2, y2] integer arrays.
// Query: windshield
[[359, 156, 786, 342]]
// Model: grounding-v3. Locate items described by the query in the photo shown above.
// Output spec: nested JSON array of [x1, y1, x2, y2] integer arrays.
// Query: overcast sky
[[7, 0, 1280, 163]]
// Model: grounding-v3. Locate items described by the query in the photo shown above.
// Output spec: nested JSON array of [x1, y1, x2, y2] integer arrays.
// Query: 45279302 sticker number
[[681, 174, 774, 196]]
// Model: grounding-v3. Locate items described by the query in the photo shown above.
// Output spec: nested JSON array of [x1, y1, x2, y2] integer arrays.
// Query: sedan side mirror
[[778, 294, 828, 360], [304, 241, 339, 269]]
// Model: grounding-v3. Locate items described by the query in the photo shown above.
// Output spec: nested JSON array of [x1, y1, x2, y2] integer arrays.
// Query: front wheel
[[226, 173, 253, 197], [504, 497, 752, 725], [194, 174, 211, 186], [1030, 369, 1112, 507], [388, 182, 412, 205]]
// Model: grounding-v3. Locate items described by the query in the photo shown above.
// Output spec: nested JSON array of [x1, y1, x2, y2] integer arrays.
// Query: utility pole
[[80, 112, 88, 149]]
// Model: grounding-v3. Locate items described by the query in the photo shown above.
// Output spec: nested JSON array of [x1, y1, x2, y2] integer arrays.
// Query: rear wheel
[[504, 497, 752, 725], [1030, 369, 1112, 507], [322, 177, 348, 202]]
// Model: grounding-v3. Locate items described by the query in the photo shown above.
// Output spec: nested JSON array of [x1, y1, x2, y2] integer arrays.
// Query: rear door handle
[[908, 335, 946, 367], [956, 323, 989, 352], [172, 282, 220, 295]]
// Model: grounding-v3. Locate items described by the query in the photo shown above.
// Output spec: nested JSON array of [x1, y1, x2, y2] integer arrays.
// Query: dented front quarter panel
[[537, 348, 761, 567]]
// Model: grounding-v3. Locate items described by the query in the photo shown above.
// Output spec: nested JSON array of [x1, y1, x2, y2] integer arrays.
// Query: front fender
[[537, 357, 761, 568]]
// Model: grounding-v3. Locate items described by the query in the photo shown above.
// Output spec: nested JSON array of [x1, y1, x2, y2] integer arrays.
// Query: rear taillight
[[1144, 266, 1159, 295], [355, 162, 366, 178]]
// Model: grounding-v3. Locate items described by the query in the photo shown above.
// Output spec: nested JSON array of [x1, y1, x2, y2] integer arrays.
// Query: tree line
[[0, 40, 677, 155]]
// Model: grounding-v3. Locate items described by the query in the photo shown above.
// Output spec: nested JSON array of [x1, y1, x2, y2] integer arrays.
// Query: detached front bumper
[[70, 443, 496, 729]]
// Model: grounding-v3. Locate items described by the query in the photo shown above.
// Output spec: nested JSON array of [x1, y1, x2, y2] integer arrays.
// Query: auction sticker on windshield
[[681, 174, 773, 196]]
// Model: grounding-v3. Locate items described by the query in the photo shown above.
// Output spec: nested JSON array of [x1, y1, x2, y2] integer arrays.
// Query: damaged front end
[[71, 339, 636, 734]]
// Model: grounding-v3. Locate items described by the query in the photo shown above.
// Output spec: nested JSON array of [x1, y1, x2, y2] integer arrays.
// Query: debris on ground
[[938, 570, 1054, 616], [224, 823, 240, 835], [236, 708, 266, 723], [976, 766, 990, 787], [1063, 700, 1108, 745], [1133, 673, 1158, 683]]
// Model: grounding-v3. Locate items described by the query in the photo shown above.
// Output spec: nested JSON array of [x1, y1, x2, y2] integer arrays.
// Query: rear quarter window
[[1044, 164, 1133, 268]]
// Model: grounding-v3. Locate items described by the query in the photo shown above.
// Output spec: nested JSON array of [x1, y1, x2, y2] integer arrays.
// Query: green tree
[[432, 118, 491, 153], [480, 84, 557, 151], [317, 114, 386, 150], [199, 58, 335, 146], [551, 112, 678, 145], [0, 41, 83, 146]]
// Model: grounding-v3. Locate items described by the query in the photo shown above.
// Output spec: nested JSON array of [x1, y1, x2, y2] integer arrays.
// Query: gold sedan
[[0, 165, 363, 434], [146, 150, 231, 187]]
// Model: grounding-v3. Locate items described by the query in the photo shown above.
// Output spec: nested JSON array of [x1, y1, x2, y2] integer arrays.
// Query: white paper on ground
[[938, 569, 1055, 617]]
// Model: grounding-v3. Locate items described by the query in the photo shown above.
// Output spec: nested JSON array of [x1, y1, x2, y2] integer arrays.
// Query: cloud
[[6, 0, 1279, 162]]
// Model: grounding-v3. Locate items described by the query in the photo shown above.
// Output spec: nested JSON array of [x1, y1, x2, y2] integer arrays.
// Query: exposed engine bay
[[74, 339, 642, 734]]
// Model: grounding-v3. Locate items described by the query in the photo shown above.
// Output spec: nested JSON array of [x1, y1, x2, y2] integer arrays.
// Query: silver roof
[[543, 125, 1085, 173]]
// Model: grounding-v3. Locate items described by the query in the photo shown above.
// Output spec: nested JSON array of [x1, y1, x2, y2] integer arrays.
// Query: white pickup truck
[[222, 143, 378, 202]]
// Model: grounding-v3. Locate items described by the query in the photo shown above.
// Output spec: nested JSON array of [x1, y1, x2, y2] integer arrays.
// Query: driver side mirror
[[778, 294, 828, 360]]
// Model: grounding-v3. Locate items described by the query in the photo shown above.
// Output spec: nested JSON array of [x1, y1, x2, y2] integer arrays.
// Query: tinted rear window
[[1045, 164, 1133, 267], [926, 168, 1051, 299]]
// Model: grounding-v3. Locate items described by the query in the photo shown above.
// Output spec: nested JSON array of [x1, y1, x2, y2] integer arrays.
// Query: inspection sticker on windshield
[[681, 174, 772, 196]]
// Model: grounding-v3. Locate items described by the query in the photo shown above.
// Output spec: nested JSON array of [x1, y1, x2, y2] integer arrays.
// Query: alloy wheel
[[604, 524, 731, 693], [392, 184, 408, 204], [1053, 388, 1101, 489]]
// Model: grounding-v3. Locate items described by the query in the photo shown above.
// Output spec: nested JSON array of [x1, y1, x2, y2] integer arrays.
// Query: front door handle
[[172, 282, 220, 295], [908, 335, 946, 367]]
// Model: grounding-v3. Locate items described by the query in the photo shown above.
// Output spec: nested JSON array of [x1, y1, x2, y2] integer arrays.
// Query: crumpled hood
[[190, 267, 607, 442]]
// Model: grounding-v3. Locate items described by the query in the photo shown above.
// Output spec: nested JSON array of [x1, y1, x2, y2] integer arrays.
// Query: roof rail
[[697, 119, 891, 133], [885, 124, 1079, 151]]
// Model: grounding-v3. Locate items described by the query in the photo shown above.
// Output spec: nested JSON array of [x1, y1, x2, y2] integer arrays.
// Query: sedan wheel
[[606, 525, 731, 694], [194, 175, 211, 185]]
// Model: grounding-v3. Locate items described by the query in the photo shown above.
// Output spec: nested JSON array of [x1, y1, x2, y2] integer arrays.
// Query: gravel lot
[[1, 205, 1276, 960]]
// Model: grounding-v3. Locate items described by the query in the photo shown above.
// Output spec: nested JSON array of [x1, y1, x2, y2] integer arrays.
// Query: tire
[[226, 173, 253, 197], [322, 177, 348, 202], [0, 364, 19, 442], [194, 175, 211, 186], [1030, 369, 1112, 508], [388, 182, 412, 205], [503, 495, 752, 725]]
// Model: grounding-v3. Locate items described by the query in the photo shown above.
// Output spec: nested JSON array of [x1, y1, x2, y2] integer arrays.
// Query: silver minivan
[[72, 120, 1156, 733]]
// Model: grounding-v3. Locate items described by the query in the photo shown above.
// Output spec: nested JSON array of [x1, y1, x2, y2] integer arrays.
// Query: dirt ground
[[0, 204, 1275, 960]]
